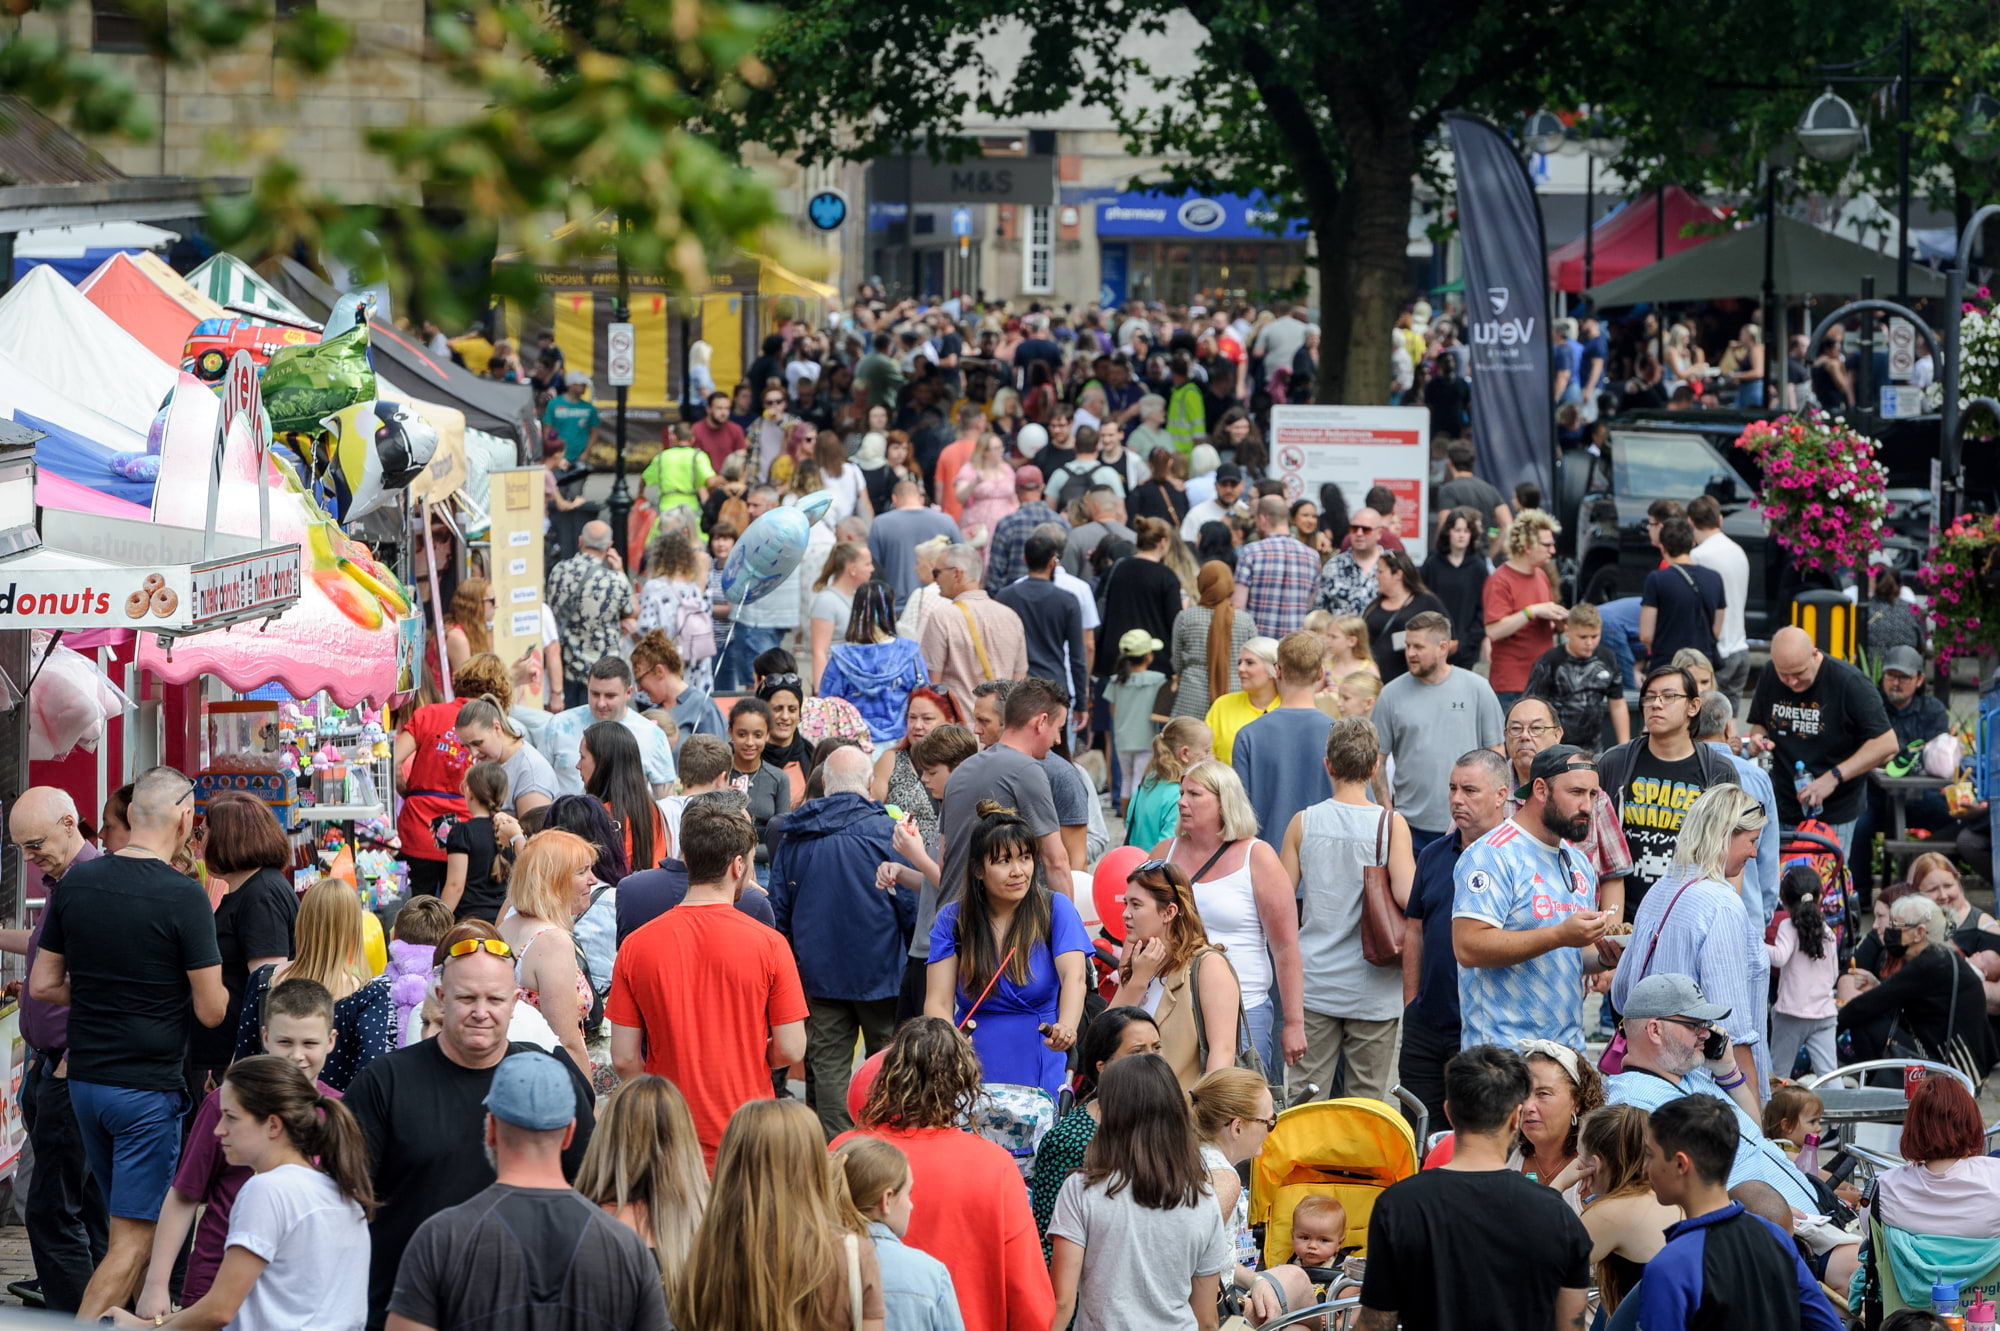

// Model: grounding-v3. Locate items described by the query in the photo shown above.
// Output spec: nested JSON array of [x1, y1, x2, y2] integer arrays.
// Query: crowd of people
[[7, 288, 1997, 1331]]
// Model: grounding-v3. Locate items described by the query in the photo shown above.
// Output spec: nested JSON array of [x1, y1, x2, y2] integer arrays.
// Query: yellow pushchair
[[1249, 1096, 1419, 1270]]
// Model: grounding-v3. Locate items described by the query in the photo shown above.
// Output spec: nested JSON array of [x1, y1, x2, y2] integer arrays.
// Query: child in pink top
[[1766, 865, 1838, 1078]]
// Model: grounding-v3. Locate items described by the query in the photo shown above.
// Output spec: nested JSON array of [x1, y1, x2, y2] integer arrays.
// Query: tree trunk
[[1316, 122, 1415, 407]]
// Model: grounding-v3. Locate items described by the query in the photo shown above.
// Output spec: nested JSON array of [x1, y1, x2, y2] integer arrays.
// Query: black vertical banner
[[1445, 112, 1554, 506]]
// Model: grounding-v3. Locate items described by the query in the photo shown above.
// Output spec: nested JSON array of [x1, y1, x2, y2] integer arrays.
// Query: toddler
[[1767, 864, 1838, 1078], [1761, 1084, 1826, 1165], [1289, 1193, 1352, 1272], [1102, 629, 1167, 814], [1124, 717, 1211, 850]]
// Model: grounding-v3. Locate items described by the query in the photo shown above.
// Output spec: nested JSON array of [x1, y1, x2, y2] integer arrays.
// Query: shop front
[[1095, 190, 1309, 308]]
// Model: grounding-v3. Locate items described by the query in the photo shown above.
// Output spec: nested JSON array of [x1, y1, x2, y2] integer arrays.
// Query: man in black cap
[[1180, 462, 1244, 542], [1451, 745, 1615, 1053], [1852, 643, 1954, 906]]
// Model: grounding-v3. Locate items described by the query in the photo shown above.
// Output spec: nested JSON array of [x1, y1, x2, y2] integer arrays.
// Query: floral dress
[[637, 575, 715, 692], [515, 923, 612, 1093], [884, 749, 940, 854]]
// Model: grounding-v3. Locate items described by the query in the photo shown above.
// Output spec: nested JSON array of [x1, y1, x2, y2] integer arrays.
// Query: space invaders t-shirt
[[1620, 747, 1708, 916]]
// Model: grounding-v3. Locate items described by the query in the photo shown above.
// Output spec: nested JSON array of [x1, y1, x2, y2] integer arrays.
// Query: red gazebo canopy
[[1547, 186, 1726, 294]]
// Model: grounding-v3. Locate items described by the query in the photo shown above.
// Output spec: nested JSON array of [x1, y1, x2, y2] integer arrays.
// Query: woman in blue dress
[[925, 801, 1089, 1099]]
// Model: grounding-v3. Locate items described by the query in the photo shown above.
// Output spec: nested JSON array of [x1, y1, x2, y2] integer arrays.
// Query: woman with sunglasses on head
[[496, 830, 599, 1079], [234, 879, 396, 1091], [1111, 859, 1244, 1092], [820, 581, 932, 747], [923, 802, 1089, 1103]]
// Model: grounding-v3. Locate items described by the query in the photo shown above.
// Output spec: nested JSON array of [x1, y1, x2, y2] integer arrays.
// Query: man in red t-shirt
[[690, 391, 747, 471], [934, 403, 984, 523], [1483, 507, 1568, 703], [608, 799, 807, 1164]]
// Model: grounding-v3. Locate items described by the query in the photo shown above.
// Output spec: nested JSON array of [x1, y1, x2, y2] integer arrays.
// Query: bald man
[[546, 518, 635, 708], [30, 767, 225, 1320], [0, 788, 104, 1311], [768, 743, 915, 1136], [1746, 626, 1897, 854]]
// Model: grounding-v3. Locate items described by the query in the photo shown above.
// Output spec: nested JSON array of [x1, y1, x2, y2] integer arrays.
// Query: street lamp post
[[606, 226, 633, 567]]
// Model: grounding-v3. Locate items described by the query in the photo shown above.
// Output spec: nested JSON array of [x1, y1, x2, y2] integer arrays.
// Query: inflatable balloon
[[1091, 845, 1148, 943], [262, 320, 376, 436], [182, 318, 319, 388], [794, 490, 833, 525], [327, 290, 376, 340], [847, 1049, 887, 1124], [318, 399, 440, 523], [360, 908, 387, 976], [719, 506, 811, 609]]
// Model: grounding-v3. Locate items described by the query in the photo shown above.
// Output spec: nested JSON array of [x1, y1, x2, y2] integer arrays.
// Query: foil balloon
[[261, 320, 376, 436], [327, 291, 377, 342], [794, 491, 833, 525], [319, 399, 440, 523], [719, 506, 810, 609], [182, 319, 318, 389]]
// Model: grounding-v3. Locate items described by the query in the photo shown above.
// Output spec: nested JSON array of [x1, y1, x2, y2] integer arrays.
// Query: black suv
[[1555, 412, 1929, 647]]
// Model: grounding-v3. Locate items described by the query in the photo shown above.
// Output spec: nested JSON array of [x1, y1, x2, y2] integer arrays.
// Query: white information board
[[1269, 405, 1433, 562]]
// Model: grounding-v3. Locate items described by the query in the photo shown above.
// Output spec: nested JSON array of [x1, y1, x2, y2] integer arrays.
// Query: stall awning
[[1585, 216, 1948, 305], [1546, 186, 1725, 294], [758, 258, 838, 302]]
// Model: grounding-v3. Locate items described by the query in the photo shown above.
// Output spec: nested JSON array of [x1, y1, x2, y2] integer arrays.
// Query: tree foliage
[[0, 0, 800, 322]]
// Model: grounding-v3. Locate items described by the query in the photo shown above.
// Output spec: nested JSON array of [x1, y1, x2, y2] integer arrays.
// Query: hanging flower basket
[[1947, 287, 2000, 438], [1913, 513, 2000, 668], [1732, 411, 1888, 579]]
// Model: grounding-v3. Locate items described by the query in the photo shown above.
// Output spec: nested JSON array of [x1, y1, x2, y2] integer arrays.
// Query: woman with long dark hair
[[1028, 1007, 1163, 1251], [107, 1056, 374, 1330], [1362, 549, 1447, 682], [1194, 520, 1236, 574], [1047, 1054, 1228, 1330], [819, 580, 931, 745], [580, 720, 662, 877], [1423, 505, 1490, 669], [923, 802, 1089, 1100]]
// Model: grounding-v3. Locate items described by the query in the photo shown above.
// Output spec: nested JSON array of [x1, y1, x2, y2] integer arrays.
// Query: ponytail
[[1779, 864, 1828, 962], [456, 693, 522, 742], [224, 1055, 378, 1219], [1145, 717, 1208, 789]]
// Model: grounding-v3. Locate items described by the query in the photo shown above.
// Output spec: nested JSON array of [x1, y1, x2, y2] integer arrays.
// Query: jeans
[[1244, 1002, 1276, 1085], [562, 677, 590, 709], [715, 624, 784, 691], [22, 1052, 106, 1312], [804, 996, 898, 1138], [1395, 1011, 1458, 1140]]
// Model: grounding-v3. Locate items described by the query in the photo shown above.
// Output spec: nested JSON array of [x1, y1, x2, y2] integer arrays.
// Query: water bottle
[[1799, 1131, 1820, 1175], [1967, 1292, 1996, 1331], [1933, 1279, 1965, 1330], [1794, 761, 1822, 818]]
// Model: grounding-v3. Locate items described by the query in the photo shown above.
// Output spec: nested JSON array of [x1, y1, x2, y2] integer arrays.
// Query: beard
[[1539, 803, 1590, 843]]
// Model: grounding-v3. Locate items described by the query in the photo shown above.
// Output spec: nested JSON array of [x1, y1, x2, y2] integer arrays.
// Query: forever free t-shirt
[[39, 853, 223, 1091], [1749, 656, 1893, 824], [1620, 746, 1708, 915]]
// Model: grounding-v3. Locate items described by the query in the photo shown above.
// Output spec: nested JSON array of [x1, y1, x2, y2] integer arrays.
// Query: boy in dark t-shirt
[[1523, 603, 1628, 752]]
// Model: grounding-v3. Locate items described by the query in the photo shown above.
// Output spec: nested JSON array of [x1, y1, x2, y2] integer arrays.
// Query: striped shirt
[[1233, 536, 1321, 639], [1609, 869, 1771, 1091], [1606, 1066, 1819, 1213]]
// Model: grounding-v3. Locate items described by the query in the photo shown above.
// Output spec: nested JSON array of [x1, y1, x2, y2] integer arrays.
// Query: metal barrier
[[1259, 1292, 1363, 1330], [1801, 1058, 1977, 1096]]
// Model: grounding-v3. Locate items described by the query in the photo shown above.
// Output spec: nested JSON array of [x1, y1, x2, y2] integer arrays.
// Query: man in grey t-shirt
[[868, 482, 962, 609], [1372, 612, 1503, 846]]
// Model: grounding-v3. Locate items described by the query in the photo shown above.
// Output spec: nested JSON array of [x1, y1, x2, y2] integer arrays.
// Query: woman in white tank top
[[1148, 760, 1305, 1072]]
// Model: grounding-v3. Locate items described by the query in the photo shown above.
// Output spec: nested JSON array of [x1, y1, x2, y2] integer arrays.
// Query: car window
[[1613, 432, 1724, 499]]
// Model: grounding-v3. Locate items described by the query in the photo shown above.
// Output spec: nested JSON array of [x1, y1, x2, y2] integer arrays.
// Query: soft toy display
[[317, 399, 440, 523], [261, 319, 376, 438]]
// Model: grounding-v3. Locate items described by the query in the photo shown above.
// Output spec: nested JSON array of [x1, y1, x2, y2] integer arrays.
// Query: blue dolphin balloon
[[794, 491, 833, 525], [720, 506, 811, 609]]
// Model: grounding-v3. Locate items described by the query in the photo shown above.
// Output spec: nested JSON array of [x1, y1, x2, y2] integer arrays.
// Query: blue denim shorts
[[68, 1080, 187, 1221]]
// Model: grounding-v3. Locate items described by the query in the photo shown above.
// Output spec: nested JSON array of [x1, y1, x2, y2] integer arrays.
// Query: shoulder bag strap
[[1375, 809, 1391, 867], [1635, 876, 1703, 981], [1188, 946, 1248, 1065], [953, 600, 997, 681], [1190, 838, 1237, 883], [844, 1232, 863, 1331], [1671, 563, 1712, 622]]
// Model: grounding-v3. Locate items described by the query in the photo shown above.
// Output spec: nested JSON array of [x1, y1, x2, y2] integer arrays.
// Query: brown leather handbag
[[1360, 809, 1402, 968]]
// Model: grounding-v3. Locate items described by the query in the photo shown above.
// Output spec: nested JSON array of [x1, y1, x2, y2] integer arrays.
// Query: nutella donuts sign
[[0, 565, 190, 627]]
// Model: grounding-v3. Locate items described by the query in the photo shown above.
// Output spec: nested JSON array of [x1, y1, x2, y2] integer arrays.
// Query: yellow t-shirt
[[1203, 690, 1280, 766]]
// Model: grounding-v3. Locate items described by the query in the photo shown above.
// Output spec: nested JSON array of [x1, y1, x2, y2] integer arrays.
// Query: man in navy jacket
[[768, 747, 916, 1137], [1639, 1095, 1841, 1330]]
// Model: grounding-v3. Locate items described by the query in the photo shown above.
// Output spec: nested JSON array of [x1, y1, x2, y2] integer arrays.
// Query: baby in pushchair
[[1240, 1194, 1364, 1328]]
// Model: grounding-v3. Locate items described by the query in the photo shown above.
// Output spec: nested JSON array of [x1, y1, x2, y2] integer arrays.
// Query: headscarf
[[1197, 560, 1236, 704]]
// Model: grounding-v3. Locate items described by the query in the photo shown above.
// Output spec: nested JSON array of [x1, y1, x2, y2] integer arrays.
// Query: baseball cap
[[1622, 973, 1732, 1024], [1119, 628, 1164, 658], [483, 1052, 577, 1131], [1512, 744, 1597, 799], [1215, 463, 1244, 483], [1015, 464, 1044, 491], [1882, 644, 1925, 677]]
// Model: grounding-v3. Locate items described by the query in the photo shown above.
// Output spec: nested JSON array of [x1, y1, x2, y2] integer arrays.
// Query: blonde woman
[[232, 879, 396, 1091], [894, 535, 954, 643], [500, 829, 598, 1078], [576, 1074, 710, 1305], [1324, 612, 1379, 683], [1201, 635, 1280, 765], [1609, 784, 1772, 1095], [675, 1099, 884, 1331], [953, 433, 1018, 560], [1190, 1067, 1285, 1301]]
